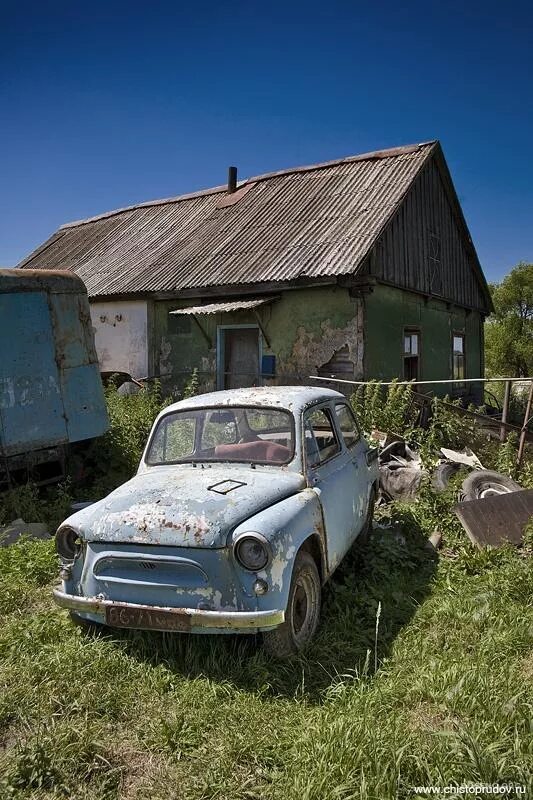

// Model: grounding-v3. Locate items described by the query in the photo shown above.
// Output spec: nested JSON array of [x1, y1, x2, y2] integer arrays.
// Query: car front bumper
[[53, 587, 284, 632]]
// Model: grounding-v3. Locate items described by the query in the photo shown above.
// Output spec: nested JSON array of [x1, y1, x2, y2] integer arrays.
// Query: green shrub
[[351, 380, 417, 435], [81, 381, 170, 494]]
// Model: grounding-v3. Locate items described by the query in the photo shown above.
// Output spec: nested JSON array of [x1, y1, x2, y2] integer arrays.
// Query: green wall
[[152, 286, 362, 394], [151, 283, 483, 399], [363, 284, 483, 397]]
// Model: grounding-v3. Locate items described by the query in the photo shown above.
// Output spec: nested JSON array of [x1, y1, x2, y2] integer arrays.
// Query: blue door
[[0, 292, 67, 455], [303, 404, 361, 573], [333, 402, 371, 537]]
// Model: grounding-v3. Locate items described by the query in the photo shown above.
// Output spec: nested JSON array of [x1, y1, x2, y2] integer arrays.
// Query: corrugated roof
[[170, 298, 274, 315], [18, 142, 437, 297]]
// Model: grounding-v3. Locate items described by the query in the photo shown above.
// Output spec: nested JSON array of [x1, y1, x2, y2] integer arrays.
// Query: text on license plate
[[106, 605, 191, 632]]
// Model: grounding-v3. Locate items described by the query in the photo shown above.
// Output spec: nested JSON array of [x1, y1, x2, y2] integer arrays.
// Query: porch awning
[[169, 297, 276, 316]]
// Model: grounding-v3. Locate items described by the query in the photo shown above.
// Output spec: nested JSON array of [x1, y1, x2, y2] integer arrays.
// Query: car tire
[[262, 550, 321, 658], [357, 487, 376, 547], [432, 462, 467, 492], [460, 470, 522, 501]]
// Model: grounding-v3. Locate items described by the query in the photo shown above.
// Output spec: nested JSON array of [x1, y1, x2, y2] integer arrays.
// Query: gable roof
[[18, 140, 490, 311]]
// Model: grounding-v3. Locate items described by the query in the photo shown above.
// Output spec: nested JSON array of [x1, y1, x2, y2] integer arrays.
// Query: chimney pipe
[[228, 165, 237, 194]]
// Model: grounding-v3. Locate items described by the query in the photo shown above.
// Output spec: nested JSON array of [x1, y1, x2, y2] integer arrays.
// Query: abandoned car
[[53, 386, 378, 655]]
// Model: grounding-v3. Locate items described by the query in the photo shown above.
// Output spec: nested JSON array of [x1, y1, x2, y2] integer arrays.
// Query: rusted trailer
[[0, 269, 108, 485]]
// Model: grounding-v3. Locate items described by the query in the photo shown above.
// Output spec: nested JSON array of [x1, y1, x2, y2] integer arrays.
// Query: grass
[[0, 519, 531, 799], [0, 383, 531, 798]]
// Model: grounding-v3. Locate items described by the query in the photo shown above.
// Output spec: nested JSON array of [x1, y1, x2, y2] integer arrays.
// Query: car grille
[[93, 554, 209, 590]]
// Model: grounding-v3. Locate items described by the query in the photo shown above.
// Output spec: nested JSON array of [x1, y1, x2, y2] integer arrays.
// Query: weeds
[[351, 380, 418, 435], [0, 530, 530, 799], [0, 380, 531, 798]]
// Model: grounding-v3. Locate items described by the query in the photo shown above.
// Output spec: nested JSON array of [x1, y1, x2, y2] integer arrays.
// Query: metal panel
[[454, 489, 533, 548], [18, 142, 491, 313], [18, 145, 436, 293], [0, 271, 108, 458], [170, 298, 273, 315], [61, 363, 109, 443], [0, 291, 68, 455]]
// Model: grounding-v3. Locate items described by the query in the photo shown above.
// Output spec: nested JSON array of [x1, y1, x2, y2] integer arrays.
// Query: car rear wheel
[[263, 550, 321, 658]]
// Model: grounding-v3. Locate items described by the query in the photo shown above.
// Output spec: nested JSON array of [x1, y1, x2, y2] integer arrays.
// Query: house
[[18, 141, 492, 399]]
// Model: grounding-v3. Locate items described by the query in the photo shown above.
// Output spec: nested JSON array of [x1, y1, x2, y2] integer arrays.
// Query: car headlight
[[233, 532, 271, 571], [56, 526, 83, 561]]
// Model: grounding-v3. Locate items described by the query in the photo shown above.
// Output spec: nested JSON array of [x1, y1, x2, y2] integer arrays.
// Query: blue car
[[54, 386, 379, 656]]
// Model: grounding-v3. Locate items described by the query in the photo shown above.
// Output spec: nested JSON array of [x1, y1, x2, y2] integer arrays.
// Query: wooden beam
[[253, 310, 271, 349], [192, 315, 212, 347]]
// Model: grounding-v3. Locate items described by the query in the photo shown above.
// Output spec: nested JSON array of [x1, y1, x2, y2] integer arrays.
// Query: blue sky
[[1, 0, 532, 281]]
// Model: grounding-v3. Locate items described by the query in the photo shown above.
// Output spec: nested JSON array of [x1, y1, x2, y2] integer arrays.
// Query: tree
[[485, 262, 533, 377]]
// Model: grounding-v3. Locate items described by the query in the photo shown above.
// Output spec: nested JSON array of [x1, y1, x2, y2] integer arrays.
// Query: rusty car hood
[[66, 465, 305, 548]]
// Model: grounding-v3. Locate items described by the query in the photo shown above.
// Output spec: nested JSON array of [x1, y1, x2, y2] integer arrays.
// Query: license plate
[[106, 604, 191, 632]]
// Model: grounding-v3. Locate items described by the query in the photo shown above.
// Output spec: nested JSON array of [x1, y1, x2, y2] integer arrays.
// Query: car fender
[[231, 488, 327, 613]]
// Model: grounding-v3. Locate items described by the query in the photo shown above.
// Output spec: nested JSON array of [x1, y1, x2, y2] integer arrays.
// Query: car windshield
[[146, 406, 295, 465]]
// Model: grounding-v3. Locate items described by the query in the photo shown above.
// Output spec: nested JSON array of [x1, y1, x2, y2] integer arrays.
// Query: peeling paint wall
[[284, 309, 364, 379], [90, 301, 148, 378], [153, 286, 363, 394]]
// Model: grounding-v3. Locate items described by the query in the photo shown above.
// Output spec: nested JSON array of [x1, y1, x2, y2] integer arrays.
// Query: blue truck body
[[0, 269, 108, 475]]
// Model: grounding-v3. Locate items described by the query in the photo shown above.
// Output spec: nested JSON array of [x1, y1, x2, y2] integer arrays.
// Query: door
[[0, 291, 67, 455], [333, 402, 371, 536], [304, 404, 361, 573], [221, 327, 260, 389]]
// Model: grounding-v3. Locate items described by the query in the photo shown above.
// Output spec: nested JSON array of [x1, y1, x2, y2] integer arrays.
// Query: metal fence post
[[500, 380, 512, 442], [517, 382, 533, 469]]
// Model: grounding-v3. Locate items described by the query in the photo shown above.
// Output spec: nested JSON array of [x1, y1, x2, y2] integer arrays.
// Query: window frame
[[403, 327, 421, 382], [334, 402, 361, 450], [303, 404, 341, 469], [452, 331, 466, 391]]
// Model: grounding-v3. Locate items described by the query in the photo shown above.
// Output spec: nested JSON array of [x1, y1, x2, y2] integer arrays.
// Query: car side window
[[335, 404, 361, 449], [304, 407, 340, 467]]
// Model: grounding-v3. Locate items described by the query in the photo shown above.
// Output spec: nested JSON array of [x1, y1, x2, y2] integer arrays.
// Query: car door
[[303, 404, 360, 573], [333, 402, 371, 538]]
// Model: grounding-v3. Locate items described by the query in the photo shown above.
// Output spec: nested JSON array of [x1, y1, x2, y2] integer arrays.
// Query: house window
[[403, 330, 420, 381], [168, 314, 192, 336], [453, 333, 466, 387]]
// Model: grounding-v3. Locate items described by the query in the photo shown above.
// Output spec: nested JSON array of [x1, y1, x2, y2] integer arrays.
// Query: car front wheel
[[263, 550, 321, 658]]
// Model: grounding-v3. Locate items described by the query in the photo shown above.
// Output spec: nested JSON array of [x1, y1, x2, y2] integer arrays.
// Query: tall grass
[[0, 525, 531, 798], [0, 380, 531, 798]]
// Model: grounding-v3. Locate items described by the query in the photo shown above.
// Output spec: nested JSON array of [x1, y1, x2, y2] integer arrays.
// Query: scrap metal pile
[[374, 430, 532, 548]]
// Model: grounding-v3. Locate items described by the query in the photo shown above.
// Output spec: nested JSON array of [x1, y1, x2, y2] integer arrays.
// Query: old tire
[[432, 462, 467, 492], [460, 470, 522, 501], [263, 550, 321, 658]]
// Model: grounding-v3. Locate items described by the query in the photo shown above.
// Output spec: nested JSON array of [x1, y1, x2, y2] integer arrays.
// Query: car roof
[[160, 385, 345, 416]]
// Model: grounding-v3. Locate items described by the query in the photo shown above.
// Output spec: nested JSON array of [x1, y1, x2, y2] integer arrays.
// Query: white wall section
[[90, 301, 148, 378]]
